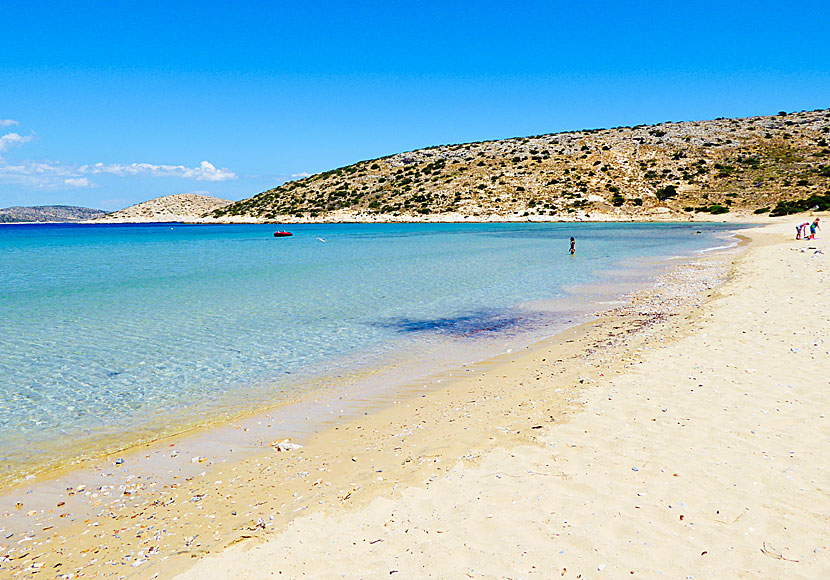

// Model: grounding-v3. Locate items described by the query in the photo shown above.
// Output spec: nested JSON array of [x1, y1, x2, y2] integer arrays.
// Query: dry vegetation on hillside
[[213, 109, 830, 222], [95, 194, 233, 223]]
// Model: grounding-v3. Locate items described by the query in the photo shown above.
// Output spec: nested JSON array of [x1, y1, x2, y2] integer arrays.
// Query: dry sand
[[2, 217, 826, 579], [170, 218, 829, 579]]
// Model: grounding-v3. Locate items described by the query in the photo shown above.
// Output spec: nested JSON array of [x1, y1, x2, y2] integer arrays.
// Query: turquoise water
[[0, 222, 735, 478]]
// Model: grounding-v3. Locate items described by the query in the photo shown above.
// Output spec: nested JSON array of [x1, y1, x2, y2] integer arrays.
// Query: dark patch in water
[[376, 309, 541, 338]]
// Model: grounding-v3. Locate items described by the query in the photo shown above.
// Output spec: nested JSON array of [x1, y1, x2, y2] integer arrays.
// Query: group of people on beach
[[795, 218, 821, 240]]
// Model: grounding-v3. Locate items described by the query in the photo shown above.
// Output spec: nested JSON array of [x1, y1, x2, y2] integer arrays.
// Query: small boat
[[273, 231, 293, 237]]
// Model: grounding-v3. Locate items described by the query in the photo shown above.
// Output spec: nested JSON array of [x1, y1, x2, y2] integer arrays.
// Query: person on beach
[[809, 218, 820, 239], [569, 237, 575, 255], [796, 222, 809, 240]]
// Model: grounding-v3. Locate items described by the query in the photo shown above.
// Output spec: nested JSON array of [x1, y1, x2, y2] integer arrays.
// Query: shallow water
[[0, 221, 737, 480]]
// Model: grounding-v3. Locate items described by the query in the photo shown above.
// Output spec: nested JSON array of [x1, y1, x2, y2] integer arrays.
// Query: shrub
[[753, 207, 770, 214], [769, 194, 830, 216], [611, 194, 625, 207], [693, 205, 729, 214], [655, 185, 678, 200], [632, 198, 643, 206]]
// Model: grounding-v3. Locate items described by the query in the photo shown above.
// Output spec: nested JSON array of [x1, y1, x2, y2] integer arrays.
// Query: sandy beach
[[2, 217, 827, 579], [173, 217, 829, 579]]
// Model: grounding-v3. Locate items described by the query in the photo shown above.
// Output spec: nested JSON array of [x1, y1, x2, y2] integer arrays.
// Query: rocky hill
[[94, 194, 233, 223], [211, 109, 830, 223], [0, 205, 106, 223]]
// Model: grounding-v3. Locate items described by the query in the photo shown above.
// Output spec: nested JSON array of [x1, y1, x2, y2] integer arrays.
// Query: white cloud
[[0, 159, 76, 188], [189, 161, 236, 181], [0, 132, 35, 153], [291, 171, 312, 179], [0, 157, 237, 189], [80, 160, 236, 181], [0, 121, 236, 188], [64, 177, 92, 188]]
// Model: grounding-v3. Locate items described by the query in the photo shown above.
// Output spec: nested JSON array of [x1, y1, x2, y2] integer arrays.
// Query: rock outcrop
[[94, 194, 233, 223]]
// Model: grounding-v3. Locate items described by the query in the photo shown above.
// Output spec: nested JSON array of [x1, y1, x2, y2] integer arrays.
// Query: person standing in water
[[569, 237, 575, 255]]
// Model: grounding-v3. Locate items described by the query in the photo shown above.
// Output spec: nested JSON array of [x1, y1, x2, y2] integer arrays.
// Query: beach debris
[[760, 541, 799, 562], [114, 458, 124, 465], [248, 518, 266, 531], [272, 439, 302, 452], [191, 456, 207, 463]]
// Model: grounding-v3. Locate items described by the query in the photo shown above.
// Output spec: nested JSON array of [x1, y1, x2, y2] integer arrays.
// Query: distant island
[[0, 205, 106, 223], [208, 108, 829, 223], [91, 193, 233, 223], [1, 195, 235, 224]]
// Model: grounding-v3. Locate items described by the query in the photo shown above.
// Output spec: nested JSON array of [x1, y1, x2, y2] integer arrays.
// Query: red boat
[[273, 231, 293, 237]]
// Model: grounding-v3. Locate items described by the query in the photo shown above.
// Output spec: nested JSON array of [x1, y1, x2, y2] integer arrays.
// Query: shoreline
[[0, 224, 747, 578], [175, 217, 828, 579], [3, 211, 779, 226], [0, 221, 736, 493]]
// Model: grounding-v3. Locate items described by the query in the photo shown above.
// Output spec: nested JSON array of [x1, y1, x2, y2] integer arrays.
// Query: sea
[[0, 222, 738, 484]]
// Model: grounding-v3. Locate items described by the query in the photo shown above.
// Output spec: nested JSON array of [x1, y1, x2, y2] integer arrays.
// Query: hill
[[211, 109, 830, 223], [94, 194, 234, 223], [0, 205, 106, 223]]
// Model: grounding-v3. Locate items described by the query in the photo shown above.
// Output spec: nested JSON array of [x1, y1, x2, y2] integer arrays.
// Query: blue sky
[[1, 1, 828, 210]]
